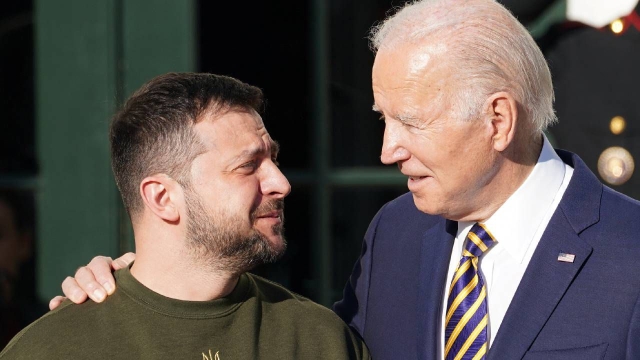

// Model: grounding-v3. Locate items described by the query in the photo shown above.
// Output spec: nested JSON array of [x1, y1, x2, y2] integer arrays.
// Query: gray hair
[[370, 0, 556, 132]]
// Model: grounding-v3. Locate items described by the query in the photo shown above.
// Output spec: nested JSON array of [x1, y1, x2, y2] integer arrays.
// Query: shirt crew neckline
[[115, 264, 251, 319]]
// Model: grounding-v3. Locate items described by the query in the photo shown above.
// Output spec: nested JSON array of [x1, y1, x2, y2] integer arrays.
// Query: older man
[[46, 0, 640, 359], [0, 73, 369, 359], [333, 0, 640, 359]]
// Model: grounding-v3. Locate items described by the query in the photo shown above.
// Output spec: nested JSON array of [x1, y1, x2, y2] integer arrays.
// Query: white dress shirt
[[439, 136, 574, 358]]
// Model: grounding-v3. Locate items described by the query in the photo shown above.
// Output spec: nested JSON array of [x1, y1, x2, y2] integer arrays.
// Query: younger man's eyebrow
[[231, 139, 279, 165], [229, 145, 265, 165]]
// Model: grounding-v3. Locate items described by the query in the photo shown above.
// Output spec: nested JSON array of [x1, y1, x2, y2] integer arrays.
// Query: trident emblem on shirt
[[202, 350, 221, 360]]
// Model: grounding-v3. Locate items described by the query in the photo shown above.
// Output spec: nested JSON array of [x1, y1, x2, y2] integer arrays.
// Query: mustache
[[251, 199, 285, 220]]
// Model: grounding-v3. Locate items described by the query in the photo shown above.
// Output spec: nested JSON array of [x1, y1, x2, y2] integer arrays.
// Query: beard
[[183, 190, 286, 274]]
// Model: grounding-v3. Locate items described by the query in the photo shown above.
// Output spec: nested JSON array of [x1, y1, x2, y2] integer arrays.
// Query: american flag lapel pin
[[557, 252, 576, 263]]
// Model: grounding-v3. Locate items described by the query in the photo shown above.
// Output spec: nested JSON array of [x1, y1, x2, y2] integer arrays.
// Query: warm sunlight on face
[[372, 42, 498, 220], [184, 111, 291, 271]]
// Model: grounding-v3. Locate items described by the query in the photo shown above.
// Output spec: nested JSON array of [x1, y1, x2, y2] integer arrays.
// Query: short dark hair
[[110, 73, 264, 216]]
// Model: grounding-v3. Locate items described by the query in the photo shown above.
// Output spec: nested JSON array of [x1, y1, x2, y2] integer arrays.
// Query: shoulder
[[378, 191, 417, 216], [561, 163, 640, 253], [596, 186, 640, 239], [245, 274, 370, 358], [369, 191, 444, 235], [559, 150, 640, 244], [601, 185, 640, 214], [245, 274, 351, 328], [0, 300, 98, 358], [247, 274, 326, 309], [0, 285, 135, 359]]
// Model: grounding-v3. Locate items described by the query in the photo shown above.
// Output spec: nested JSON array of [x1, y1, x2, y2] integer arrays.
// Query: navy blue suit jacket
[[334, 150, 640, 359]]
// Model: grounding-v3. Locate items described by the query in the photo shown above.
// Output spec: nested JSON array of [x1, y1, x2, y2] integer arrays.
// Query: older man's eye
[[239, 161, 258, 171]]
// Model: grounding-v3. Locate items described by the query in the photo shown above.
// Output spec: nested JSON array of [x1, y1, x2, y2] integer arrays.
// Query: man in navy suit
[[332, 0, 640, 359], [49, 0, 640, 359]]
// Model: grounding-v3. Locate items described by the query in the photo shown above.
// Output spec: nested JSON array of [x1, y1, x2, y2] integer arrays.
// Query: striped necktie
[[444, 223, 497, 360]]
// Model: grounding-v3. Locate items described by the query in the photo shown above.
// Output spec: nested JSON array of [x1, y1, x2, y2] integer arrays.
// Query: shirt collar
[[457, 135, 566, 263]]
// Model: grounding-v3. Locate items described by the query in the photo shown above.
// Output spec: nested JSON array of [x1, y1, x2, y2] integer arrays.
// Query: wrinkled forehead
[[201, 104, 263, 124], [195, 109, 268, 147]]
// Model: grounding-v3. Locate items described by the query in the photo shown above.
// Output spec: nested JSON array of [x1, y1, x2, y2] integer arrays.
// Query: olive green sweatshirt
[[0, 267, 369, 359]]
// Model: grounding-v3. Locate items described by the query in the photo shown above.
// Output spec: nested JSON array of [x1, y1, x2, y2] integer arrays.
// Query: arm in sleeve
[[332, 203, 388, 338], [626, 289, 640, 359]]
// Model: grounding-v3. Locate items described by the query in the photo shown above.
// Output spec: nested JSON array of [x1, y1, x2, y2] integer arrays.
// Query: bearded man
[[0, 73, 369, 360]]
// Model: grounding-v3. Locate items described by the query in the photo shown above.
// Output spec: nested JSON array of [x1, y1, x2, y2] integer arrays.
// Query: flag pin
[[557, 253, 575, 263]]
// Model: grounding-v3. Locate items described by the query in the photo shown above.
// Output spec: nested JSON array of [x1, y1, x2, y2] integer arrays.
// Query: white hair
[[370, 0, 556, 133]]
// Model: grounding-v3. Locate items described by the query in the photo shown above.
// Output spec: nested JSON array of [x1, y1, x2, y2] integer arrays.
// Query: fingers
[[86, 256, 117, 295], [61, 275, 90, 304], [57, 253, 134, 306], [49, 296, 67, 310], [112, 252, 136, 271]]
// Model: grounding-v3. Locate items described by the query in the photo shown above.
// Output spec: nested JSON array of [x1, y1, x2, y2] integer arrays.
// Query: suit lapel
[[487, 211, 593, 359], [488, 151, 601, 359], [416, 219, 456, 360]]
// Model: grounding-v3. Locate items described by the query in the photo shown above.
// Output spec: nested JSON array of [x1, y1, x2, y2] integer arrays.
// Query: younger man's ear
[[139, 174, 182, 222], [485, 91, 518, 152]]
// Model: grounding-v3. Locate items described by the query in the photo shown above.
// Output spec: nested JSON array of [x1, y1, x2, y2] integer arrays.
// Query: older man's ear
[[485, 91, 518, 152]]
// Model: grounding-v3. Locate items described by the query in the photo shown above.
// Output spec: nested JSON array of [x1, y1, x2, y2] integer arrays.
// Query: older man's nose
[[380, 126, 410, 165]]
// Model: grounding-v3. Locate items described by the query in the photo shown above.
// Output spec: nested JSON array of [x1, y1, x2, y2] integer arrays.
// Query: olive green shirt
[[0, 267, 369, 359]]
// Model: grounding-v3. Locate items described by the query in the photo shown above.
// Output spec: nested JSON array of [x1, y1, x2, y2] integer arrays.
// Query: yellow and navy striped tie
[[444, 223, 496, 360]]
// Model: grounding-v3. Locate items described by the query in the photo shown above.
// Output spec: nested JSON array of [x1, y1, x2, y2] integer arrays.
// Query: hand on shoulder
[[48, 252, 136, 310]]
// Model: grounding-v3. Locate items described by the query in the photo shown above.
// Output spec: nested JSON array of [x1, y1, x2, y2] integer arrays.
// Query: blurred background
[[1, 0, 639, 346]]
